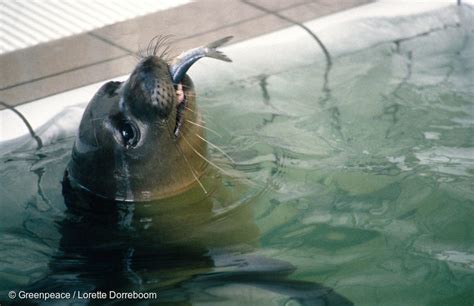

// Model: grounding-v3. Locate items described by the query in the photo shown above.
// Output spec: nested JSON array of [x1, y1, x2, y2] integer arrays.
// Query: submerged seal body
[[66, 37, 232, 201]]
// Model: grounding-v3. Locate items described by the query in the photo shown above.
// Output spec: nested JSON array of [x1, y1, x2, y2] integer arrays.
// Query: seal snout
[[123, 56, 176, 120]]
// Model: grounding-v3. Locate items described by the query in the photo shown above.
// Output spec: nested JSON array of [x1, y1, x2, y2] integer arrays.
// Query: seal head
[[66, 37, 232, 201]]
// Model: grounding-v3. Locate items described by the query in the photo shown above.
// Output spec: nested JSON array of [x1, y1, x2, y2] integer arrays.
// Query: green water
[[1, 16, 473, 306]]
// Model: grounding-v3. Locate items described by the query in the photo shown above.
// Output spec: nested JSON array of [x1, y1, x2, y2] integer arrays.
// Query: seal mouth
[[173, 82, 186, 137]]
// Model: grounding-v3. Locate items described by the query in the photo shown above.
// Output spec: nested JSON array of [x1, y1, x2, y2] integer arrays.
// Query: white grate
[[0, 0, 191, 54]]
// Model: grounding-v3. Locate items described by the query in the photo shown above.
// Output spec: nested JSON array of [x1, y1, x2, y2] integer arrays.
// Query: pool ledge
[[1, 0, 472, 150]]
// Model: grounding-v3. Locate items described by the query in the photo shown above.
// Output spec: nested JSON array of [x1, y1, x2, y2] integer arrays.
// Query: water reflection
[[24, 173, 353, 305]]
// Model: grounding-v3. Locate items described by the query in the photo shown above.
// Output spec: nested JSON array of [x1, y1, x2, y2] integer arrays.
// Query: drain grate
[[0, 0, 190, 54]]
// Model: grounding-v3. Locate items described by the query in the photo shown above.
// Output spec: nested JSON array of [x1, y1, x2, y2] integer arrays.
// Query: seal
[[30, 37, 353, 305], [65, 37, 233, 201]]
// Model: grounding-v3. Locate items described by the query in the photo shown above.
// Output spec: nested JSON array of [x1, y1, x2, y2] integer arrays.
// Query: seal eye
[[119, 121, 140, 148]]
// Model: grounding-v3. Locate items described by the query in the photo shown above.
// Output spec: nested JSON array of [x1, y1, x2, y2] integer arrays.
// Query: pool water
[[1, 7, 474, 306]]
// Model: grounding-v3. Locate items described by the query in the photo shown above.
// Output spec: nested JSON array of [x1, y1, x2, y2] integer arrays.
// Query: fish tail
[[204, 36, 233, 62]]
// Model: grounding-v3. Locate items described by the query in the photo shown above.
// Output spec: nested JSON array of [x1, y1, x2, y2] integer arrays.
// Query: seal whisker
[[165, 120, 208, 195], [186, 120, 221, 137], [159, 44, 171, 60], [146, 38, 154, 58], [183, 93, 223, 102], [140, 34, 174, 60], [183, 106, 206, 120], [195, 134, 235, 163], [179, 85, 223, 102], [133, 50, 144, 61], [184, 106, 196, 113], [178, 83, 195, 89], [177, 144, 208, 195], [180, 133, 230, 175], [152, 39, 160, 57]]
